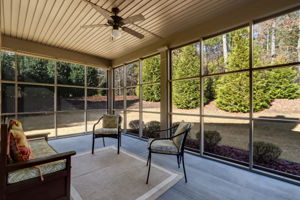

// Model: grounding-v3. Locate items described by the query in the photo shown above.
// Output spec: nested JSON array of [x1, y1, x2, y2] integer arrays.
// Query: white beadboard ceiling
[[1, 0, 251, 60]]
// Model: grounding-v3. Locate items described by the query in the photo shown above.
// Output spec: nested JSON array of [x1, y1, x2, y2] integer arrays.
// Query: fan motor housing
[[109, 15, 124, 29], [111, 7, 120, 14]]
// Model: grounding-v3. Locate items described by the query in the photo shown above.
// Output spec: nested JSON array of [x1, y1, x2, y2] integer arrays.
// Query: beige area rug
[[71, 146, 182, 200]]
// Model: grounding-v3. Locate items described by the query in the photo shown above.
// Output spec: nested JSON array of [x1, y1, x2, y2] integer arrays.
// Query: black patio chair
[[146, 122, 192, 184], [92, 114, 122, 154]]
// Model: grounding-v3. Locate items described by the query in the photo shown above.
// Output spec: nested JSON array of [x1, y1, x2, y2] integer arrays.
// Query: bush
[[144, 121, 161, 138], [204, 131, 222, 151], [128, 120, 144, 131], [253, 141, 282, 163]]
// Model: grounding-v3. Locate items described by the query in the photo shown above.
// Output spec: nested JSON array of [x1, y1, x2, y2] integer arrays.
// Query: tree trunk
[[271, 20, 276, 64]]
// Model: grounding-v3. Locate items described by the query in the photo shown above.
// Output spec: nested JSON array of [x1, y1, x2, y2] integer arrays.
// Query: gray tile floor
[[49, 134, 300, 200]]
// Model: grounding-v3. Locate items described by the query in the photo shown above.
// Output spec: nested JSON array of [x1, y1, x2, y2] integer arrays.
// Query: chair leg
[[146, 152, 151, 184], [177, 155, 180, 168], [117, 136, 120, 154], [102, 137, 106, 147], [92, 134, 95, 154], [182, 153, 187, 183], [120, 133, 122, 146], [146, 151, 150, 166]]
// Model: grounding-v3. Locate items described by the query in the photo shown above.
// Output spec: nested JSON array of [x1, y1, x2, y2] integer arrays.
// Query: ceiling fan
[[81, 0, 146, 40]]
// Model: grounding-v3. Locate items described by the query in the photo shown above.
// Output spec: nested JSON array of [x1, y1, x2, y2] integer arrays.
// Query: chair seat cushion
[[148, 139, 179, 154], [95, 128, 118, 135], [7, 139, 66, 184]]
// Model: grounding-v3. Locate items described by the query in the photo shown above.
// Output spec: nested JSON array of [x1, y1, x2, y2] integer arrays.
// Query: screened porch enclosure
[[0, 0, 300, 189], [1, 53, 108, 137]]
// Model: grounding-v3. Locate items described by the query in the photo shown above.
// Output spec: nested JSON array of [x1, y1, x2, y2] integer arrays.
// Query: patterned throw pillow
[[8, 120, 32, 162], [102, 114, 119, 128], [172, 121, 189, 149]]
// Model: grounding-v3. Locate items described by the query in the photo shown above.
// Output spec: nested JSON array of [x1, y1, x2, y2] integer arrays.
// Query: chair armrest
[[26, 133, 50, 141], [93, 116, 103, 134], [5, 151, 76, 173], [152, 125, 179, 134]]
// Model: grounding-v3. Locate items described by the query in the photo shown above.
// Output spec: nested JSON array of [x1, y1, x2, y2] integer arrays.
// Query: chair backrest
[[102, 114, 119, 128], [172, 122, 192, 152]]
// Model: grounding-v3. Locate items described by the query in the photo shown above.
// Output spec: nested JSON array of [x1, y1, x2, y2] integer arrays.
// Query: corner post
[[159, 47, 169, 138]]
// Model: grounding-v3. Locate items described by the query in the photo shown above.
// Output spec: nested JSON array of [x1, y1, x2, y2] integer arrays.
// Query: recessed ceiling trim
[[1, 34, 111, 68]]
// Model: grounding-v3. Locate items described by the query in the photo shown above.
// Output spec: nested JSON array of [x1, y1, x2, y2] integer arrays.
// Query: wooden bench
[[0, 124, 76, 200]]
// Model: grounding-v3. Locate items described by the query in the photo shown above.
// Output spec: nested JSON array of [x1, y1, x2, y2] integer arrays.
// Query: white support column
[[159, 47, 169, 138]]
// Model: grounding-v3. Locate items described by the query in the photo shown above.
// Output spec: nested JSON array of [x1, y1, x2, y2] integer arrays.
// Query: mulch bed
[[185, 139, 300, 177]]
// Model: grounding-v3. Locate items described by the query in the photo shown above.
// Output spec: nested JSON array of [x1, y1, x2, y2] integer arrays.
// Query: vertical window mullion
[[168, 51, 172, 137], [108, 69, 112, 114], [249, 22, 254, 170], [84, 66, 87, 134], [54, 61, 58, 138], [0, 52, 2, 117], [112, 69, 115, 113], [15, 54, 18, 119], [200, 38, 204, 156], [123, 66, 126, 131], [139, 60, 143, 138]]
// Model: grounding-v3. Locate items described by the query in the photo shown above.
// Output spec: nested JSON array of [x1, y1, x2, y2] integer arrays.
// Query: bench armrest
[[5, 151, 76, 173], [26, 133, 50, 141]]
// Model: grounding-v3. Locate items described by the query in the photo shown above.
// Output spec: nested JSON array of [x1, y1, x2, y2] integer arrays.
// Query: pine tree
[[172, 44, 201, 108], [216, 28, 272, 112], [216, 27, 300, 112], [139, 55, 161, 101]]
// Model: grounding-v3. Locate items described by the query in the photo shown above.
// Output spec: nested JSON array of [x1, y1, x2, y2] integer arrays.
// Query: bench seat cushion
[[8, 138, 66, 184]]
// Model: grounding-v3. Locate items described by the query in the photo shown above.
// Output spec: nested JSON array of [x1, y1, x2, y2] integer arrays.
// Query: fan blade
[[122, 27, 144, 39], [81, 24, 108, 29], [82, 0, 112, 20], [131, 24, 163, 40], [122, 14, 145, 24]]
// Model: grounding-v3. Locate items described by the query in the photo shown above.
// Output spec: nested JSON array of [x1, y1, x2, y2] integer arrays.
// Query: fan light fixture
[[112, 28, 122, 39]]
